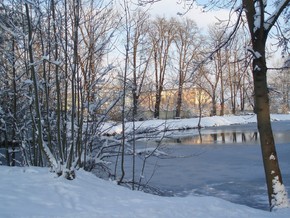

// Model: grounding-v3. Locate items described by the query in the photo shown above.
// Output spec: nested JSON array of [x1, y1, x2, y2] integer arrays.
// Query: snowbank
[[0, 166, 289, 218], [106, 114, 290, 135]]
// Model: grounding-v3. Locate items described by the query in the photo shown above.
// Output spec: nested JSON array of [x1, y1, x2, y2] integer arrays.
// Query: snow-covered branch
[[264, 0, 290, 32]]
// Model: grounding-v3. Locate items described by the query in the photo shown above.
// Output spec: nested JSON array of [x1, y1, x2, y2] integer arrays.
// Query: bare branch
[[264, 0, 290, 33]]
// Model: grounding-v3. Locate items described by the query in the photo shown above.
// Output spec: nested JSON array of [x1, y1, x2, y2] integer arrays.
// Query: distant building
[[138, 87, 212, 119]]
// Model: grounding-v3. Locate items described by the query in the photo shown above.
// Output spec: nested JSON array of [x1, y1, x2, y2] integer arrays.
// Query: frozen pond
[[111, 121, 290, 210]]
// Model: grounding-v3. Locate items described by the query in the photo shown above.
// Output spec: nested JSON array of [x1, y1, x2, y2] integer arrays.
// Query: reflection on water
[[170, 129, 290, 145], [172, 132, 259, 145]]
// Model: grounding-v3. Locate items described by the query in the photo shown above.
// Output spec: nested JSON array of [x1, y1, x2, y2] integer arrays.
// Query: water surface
[[113, 121, 290, 210]]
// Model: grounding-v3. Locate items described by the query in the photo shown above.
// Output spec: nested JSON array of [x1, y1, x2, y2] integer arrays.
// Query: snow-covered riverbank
[[1, 114, 290, 218], [0, 166, 289, 218], [106, 114, 290, 135]]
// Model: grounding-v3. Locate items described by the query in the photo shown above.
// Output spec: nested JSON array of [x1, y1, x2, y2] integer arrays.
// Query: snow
[[133, 147, 168, 157], [264, 0, 287, 31], [270, 154, 276, 160], [254, 1, 262, 32], [254, 51, 262, 59], [106, 114, 290, 136], [271, 176, 289, 210], [1, 114, 290, 217], [255, 65, 262, 71], [0, 166, 289, 218]]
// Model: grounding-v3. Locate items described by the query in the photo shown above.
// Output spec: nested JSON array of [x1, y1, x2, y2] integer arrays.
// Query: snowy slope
[[0, 166, 289, 218]]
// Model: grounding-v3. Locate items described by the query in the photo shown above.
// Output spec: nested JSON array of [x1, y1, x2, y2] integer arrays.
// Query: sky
[[142, 0, 232, 30]]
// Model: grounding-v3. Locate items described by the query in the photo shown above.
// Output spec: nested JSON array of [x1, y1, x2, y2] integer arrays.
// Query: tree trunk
[[211, 93, 217, 116], [11, 37, 16, 166], [25, 3, 57, 170], [132, 91, 139, 118], [242, 0, 289, 208], [175, 84, 183, 118], [66, 0, 80, 172], [253, 42, 287, 210], [197, 89, 202, 129], [154, 91, 161, 119], [217, 50, 224, 116], [51, 0, 63, 163]]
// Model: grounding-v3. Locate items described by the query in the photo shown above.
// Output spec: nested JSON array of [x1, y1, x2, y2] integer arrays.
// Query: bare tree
[[225, 31, 252, 114], [200, 65, 220, 116], [24, 2, 59, 171], [268, 58, 290, 113], [129, 10, 152, 120], [172, 18, 202, 118], [150, 17, 175, 118], [242, 0, 289, 209]]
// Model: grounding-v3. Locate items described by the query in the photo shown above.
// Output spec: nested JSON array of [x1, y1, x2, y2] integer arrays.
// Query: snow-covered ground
[[1, 114, 290, 218], [0, 166, 289, 218], [106, 114, 290, 135]]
